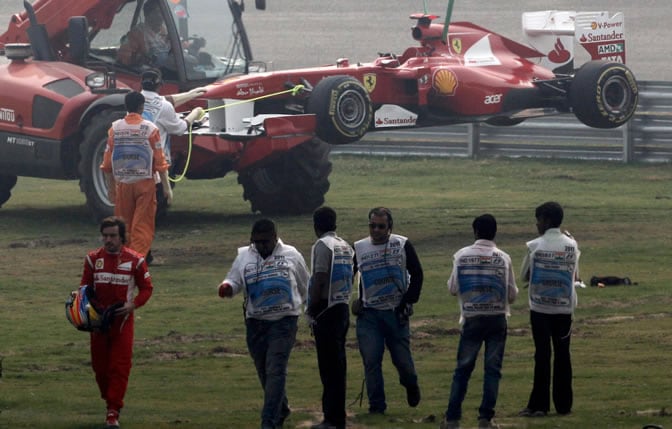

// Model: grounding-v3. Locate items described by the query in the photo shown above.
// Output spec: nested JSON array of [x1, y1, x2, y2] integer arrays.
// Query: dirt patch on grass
[[8, 237, 88, 248]]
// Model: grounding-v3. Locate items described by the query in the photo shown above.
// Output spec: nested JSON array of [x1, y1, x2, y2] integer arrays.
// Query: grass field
[[1, 155, 671, 429]]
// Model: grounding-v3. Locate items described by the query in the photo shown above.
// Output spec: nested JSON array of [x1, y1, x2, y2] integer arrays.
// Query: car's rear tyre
[[238, 138, 332, 215], [307, 76, 372, 145], [80, 109, 172, 222], [569, 61, 638, 129], [0, 174, 18, 208]]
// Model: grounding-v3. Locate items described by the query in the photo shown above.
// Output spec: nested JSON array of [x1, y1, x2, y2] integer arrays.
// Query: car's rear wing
[[522, 10, 626, 73]]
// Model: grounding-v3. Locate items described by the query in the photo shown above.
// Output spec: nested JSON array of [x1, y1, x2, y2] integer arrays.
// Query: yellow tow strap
[[169, 84, 305, 183]]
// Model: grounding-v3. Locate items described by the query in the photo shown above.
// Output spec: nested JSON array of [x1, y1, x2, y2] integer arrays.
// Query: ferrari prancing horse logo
[[451, 37, 462, 55], [363, 73, 376, 93]]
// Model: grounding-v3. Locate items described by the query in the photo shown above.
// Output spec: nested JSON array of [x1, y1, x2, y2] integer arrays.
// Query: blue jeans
[[246, 316, 297, 427], [445, 314, 507, 421], [356, 308, 418, 413]]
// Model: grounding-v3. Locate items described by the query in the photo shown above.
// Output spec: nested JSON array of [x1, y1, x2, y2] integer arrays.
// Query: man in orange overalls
[[101, 91, 171, 259]]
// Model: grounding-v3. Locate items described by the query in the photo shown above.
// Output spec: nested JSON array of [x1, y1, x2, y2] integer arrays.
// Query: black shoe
[[310, 421, 345, 429], [368, 408, 385, 415], [406, 383, 421, 407], [276, 407, 291, 427], [518, 408, 547, 417]]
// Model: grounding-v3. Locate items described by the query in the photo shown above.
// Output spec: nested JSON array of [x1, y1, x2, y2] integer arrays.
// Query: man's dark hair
[[100, 216, 127, 244], [473, 214, 497, 240], [251, 218, 276, 235], [143, 0, 160, 16], [368, 206, 393, 229], [124, 91, 145, 114], [535, 201, 564, 228], [313, 206, 337, 232], [141, 68, 162, 91]]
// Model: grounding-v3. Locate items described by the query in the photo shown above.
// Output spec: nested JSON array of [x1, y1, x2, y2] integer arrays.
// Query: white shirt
[[141, 89, 187, 164]]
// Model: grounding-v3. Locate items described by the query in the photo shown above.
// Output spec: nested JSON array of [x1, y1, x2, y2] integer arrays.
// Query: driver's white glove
[[184, 107, 205, 125]]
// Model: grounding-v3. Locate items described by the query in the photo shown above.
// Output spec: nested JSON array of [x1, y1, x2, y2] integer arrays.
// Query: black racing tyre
[[79, 109, 172, 222], [0, 174, 18, 208], [307, 75, 372, 145], [569, 61, 638, 129], [238, 138, 332, 215]]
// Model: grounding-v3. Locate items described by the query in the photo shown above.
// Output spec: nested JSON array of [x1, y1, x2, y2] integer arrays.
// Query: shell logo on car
[[433, 69, 458, 96]]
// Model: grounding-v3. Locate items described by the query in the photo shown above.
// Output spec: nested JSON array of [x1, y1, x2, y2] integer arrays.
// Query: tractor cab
[[86, 0, 265, 86]]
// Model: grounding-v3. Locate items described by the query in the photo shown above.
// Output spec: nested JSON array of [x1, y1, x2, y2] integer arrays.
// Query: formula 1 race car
[[199, 2, 638, 147], [0, 0, 639, 219]]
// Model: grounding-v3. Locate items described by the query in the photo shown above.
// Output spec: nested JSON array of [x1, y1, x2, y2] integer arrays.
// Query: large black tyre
[[0, 174, 18, 208], [307, 76, 372, 145], [79, 110, 172, 222], [238, 138, 332, 215], [569, 61, 638, 129]]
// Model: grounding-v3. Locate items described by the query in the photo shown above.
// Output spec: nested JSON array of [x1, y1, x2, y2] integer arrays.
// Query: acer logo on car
[[484, 94, 503, 105]]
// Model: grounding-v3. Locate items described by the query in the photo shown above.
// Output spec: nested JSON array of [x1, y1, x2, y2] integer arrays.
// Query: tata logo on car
[[484, 94, 503, 105]]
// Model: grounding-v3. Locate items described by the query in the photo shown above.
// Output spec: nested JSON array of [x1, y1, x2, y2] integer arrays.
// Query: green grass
[[1, 156, 671, 429]]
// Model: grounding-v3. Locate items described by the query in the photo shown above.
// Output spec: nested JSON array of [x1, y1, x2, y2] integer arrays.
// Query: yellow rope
[[169, 84, 305, 183]]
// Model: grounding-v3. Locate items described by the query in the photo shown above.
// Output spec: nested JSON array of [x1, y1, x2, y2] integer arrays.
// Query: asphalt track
[[243, 0, 669, 81], [0, 0, 667, 82]]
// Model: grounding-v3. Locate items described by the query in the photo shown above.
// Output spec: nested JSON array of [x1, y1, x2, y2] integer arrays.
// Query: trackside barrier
[[331, 80, 672, 163]]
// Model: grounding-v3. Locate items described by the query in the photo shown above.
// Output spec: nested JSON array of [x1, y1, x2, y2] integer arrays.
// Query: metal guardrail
[[332, 80, 672, 163]]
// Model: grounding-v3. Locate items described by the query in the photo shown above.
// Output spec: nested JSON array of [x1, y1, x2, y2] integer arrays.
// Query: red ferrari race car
[[0, 0, 638, 219], [197, 1, 638, 147]]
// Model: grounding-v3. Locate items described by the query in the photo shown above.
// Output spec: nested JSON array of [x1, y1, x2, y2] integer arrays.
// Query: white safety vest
[[450, 240, 517, 322], [110, 118, 157, 183], [224, 239, 309, 321], [310, 232, 354, 308], [354, 234, 409, 310], [523, 228, 580, 314]]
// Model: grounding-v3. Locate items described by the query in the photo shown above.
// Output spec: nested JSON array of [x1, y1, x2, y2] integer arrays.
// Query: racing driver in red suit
[[79, 216, 154, 429]]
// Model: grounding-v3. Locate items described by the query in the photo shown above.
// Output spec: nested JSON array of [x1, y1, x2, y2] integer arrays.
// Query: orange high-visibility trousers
[[114, 179, 156, 258]]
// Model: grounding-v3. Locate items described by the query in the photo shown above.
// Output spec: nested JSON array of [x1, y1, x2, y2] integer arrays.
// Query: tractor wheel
[[569, 61, 638, 129], [0, 174, 18, 208], [238, 138, 332, 215], [79, 109, 124, 222], [79, 109, 173, 222], [307, 76, 372, 145]]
